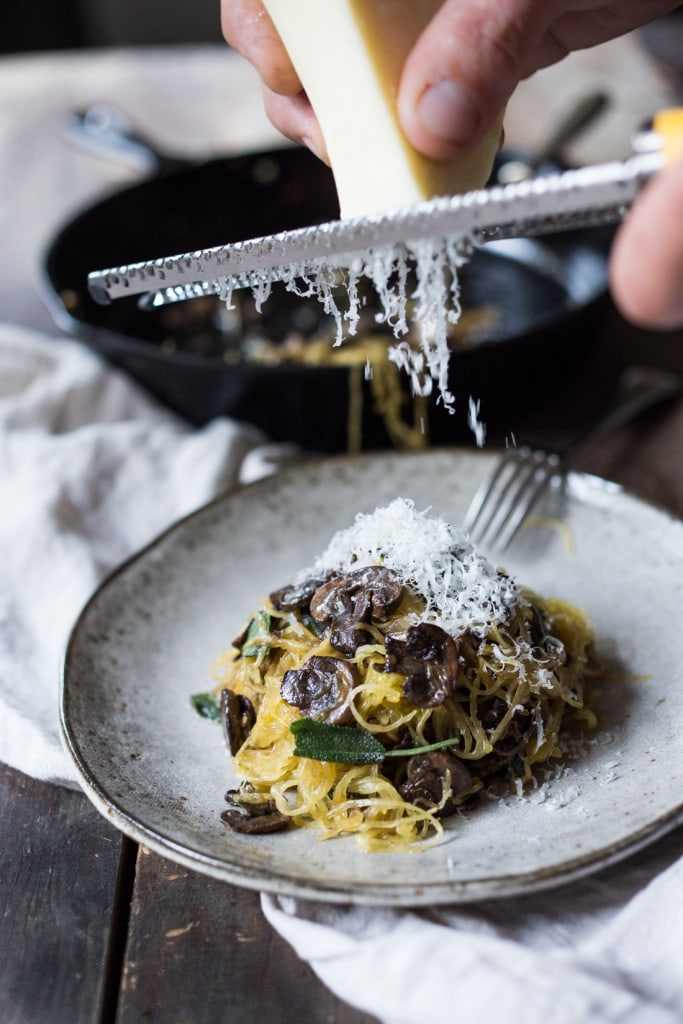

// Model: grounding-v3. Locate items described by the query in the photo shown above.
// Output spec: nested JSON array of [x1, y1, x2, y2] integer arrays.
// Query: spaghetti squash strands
[[207, 500, 600, 850]]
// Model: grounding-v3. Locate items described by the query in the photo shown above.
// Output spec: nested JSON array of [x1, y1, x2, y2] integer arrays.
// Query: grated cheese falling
[[467, 396, 486, 448], [244, 234, 472, 413], [252, 0, 503, 422], [303, 497, 520, 637]]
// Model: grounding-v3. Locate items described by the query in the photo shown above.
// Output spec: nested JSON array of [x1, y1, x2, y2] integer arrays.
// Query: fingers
[[221, 0, 301, 95], [397, 0, 681, 161], [262, 87, 330, 164], [222, 0, 328, 163], [398, 0, 553, 161], [546, 1, 682, 55], [609, 158, 683, 330]]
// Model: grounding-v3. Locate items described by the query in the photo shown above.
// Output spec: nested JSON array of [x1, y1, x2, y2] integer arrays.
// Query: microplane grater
[[87, 147, 667, 310]]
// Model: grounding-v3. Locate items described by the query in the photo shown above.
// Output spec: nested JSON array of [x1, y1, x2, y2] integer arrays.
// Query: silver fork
[[464, 365, 680, 553]]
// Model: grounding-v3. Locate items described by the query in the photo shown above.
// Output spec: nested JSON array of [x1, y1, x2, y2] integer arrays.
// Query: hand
[[395, 0, 683, 331], [221, 0, 329, 162], [609, 156, 683, 330], [222, 1, 679, 158], [223, 0, 683, 330]]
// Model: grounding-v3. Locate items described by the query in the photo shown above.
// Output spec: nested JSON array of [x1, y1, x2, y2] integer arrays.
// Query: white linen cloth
[[1, 322, 681, 1024], [0, 324, 295, 786], [263, 831, 683, 1024]]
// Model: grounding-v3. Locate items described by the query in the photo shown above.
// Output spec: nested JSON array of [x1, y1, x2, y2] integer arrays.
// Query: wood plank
[[117, 849, 377, 1024], [0, 764, 125, 1024]]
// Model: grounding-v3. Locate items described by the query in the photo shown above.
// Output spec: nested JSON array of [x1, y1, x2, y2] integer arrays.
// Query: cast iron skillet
[[42, 142, 611, 451]]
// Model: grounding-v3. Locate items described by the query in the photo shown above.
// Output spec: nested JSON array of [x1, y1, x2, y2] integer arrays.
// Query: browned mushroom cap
[[269, 571, 334, 611], [310, 566, 404, 624], [384, 623, 459, 707], [399, 751, 472, 817], [221, 689, 256, 756], [221, 794, 288, 834], [329, 615, 374, 657], [281, 656, 358, 725]]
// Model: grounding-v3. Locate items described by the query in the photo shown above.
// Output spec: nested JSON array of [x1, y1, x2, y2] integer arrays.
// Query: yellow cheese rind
[[264, 0, 503, 219]]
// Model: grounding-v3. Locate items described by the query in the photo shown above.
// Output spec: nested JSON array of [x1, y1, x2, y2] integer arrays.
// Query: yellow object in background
[[653, 107, 683, 166]]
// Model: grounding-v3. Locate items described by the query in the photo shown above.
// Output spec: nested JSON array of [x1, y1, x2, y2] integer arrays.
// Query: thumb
[[398, 0, 551, 161], [609, 156, 683, 330]]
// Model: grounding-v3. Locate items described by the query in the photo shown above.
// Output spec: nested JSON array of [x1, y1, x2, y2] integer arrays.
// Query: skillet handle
[[63, 103, 196, 176]]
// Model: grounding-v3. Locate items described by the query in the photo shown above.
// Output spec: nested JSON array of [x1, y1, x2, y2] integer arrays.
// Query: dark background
[[4, 0, 683, 102], [4, 2, 683, 57], [2, 0, 224, 53]]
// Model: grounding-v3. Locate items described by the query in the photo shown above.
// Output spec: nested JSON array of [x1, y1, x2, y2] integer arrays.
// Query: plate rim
[[59, 448, 683, 905]]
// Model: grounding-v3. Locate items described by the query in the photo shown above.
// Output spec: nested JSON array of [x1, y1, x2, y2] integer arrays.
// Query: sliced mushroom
[[527, 604, 567, 668], [495, 713, 532, 755], [269, 571, 333, 612], [221, 688, 256, 756], [310, 566, 404, 624], [329, 614, 374, 657], [480, 697, 514, 735], [528, 603, 549, 647], [479, 697, 533, 753], [399, 751, 473, 817], [280, 655, 357, 725], [384, 623, 459, 707], [231, 622, 250, 650], [221, 794, 288, 834]]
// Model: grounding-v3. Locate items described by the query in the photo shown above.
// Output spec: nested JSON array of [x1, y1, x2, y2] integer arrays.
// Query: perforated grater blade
[[88, 148, 665, 309]]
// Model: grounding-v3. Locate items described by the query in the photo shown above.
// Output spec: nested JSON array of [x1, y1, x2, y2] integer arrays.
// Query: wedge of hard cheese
[[263, 0, 504, 218]]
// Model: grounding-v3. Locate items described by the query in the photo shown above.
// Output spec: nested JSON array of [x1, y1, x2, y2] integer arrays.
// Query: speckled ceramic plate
[[60, 450, 683, 905]]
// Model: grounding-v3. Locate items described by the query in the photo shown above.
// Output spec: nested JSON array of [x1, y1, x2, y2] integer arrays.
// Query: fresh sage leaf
[[290, 718, 460, 765], [510, 753, 526, 778], [291, 719, 386, 764], [300, 611, 327, 638], [242, 610, 272, 658], [190, 692, 221, 722]]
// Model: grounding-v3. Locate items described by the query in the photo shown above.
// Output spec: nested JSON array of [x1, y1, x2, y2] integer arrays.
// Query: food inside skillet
[[157, 283, 499, 451], [194, 499, 600, 851], [155, 282, 499, 363]]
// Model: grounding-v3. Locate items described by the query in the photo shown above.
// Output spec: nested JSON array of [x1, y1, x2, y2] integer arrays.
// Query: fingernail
[[302, 135, 328, 165], [417, 80, 480, 144]]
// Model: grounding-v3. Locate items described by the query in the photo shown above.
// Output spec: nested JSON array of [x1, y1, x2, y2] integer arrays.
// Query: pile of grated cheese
[[304, 497, 520, 637]]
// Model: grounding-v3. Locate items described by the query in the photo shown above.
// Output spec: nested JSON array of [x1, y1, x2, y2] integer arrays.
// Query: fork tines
[[464, 446, 563, 553]]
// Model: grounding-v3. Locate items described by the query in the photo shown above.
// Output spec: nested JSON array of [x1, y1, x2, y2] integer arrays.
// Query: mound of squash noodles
[[203, 499, 599, 851]]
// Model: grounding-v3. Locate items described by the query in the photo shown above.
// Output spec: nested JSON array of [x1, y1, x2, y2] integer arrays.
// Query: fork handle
[[561, 365, 681, 463]]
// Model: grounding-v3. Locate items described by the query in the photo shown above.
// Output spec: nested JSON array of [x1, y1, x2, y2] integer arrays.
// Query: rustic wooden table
[[1, 40, 682, 1024]]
